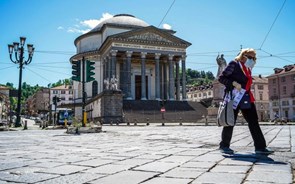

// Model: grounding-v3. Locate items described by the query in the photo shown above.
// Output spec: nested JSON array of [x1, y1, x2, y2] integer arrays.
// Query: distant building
[[251, 75, 269, 122], [25, 88, 50, 116], [187, 84, 213, 102], [50, 85, 74, 111], [0, 86, 10, 123], [267, 65, 295, 121]]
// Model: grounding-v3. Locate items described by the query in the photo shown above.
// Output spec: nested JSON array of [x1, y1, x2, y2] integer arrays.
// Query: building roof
[[266, 64, 295, 78], [89, 14, 149, 33], [252, 76, 268, 83], [50, 85, 72, 90], [0, 86, 10, 90]]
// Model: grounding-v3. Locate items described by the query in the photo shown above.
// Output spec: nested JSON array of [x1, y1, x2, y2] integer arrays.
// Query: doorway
[[135, 75, 148, 100]]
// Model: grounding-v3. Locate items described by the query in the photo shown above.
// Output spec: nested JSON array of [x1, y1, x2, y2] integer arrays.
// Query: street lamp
[[8, 37, 35, 127]]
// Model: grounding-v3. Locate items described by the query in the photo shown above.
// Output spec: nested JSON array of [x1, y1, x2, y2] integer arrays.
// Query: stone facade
[[267, 65, 295, 121], [70, 14, 191, 122]]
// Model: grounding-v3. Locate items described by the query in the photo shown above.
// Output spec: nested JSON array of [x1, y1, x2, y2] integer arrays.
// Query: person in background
[[218, 48, 274, 155]]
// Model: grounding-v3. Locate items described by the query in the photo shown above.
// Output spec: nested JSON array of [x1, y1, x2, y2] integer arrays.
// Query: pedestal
[[101, 90, 123, 124]]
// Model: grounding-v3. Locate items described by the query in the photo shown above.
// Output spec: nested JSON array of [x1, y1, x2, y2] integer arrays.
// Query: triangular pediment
[[127, 32, 173, 43], [110, 26, 191, 46]]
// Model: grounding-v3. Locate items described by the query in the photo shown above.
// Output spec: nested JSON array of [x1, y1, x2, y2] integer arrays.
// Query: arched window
[[92, 81, 98, 97]]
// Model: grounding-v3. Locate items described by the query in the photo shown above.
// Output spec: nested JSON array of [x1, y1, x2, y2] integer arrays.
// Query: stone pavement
[[0, 125, 294, 184]]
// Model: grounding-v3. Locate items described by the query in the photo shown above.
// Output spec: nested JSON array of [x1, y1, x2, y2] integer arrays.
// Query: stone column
[[182, 55, 187, 100], [175, 59, 180, 100], [159, 62, 163, 99], [126, 51, 133, 100], [163, 60, 168, 100], [110, 50, 118, 78], [155, 53, 161, 100], [107, 56, 111, 80], [141, 52, 147, 100], [168, 54, 175, 100]]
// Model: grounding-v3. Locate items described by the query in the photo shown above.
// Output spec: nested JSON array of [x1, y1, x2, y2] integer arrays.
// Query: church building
[[70, 14, 192, 122]]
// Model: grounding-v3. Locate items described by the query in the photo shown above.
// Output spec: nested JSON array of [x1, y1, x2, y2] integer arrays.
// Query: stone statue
[[110, 75, 118, 90], [216, 54, 227, 78], [104, 78, 109, 90]]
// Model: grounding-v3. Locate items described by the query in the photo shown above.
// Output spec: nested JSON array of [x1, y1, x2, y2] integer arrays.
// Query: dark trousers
[[219, 103, 266, 150]]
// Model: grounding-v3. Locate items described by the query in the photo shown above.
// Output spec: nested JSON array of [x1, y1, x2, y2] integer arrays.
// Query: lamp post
[[8, 37, 35, 127]]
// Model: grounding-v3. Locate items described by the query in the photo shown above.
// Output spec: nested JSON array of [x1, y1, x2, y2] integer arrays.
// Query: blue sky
[[0, 0, 294, 87]]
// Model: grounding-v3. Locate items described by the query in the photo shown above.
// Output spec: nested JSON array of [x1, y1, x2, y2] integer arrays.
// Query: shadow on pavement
[[222, 153, 287, 165]]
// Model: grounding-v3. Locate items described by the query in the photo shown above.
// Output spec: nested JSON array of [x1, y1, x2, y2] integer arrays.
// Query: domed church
[[70, 14, 194, 123]]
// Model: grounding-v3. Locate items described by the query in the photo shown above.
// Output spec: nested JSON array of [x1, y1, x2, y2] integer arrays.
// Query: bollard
[[24, 120, 28, 130], [146, 118, 149, 126]]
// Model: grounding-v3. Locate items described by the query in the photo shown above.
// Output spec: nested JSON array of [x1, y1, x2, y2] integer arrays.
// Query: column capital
[[155, 53, 161, 60], [168, 54, 174, 61], [141, 52, 147, 59], [181, 55, 187, 60], [110, 50, 118, 57], [126, 51, 133, 58]]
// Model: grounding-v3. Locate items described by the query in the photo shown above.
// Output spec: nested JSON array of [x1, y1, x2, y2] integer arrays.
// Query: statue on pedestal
[[110, 75, 118, 91], [216, 54, 227, 78], [104, 78, 110, 90]]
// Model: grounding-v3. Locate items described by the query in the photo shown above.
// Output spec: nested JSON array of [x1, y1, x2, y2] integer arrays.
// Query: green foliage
[[185, 68, 214, 86], [48, 78, 72, 88]]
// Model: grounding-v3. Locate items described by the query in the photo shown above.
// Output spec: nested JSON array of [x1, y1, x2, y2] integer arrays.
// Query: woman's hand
[[232, 81, 242, 91]]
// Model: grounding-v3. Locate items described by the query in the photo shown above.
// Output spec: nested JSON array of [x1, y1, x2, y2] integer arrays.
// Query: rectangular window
[[259, 93, 263, 100], [199, 93, 201, 97], [61, 91, 66, 94], [61, 97, 65, 101], [293, 75, 295, 81], [273, 79, 276, 84], [208, 91, 211, 96], [282, 100, 289, 106], [194, 94, 197, 97], [273, 88, 277, 95], [258, 85, 264, 90], [281, 76, 286, 82], [69, 90, 73, 94], [53, 90, 58, 94], [283, 86, 287, 95], [272, 101, 278, 106]]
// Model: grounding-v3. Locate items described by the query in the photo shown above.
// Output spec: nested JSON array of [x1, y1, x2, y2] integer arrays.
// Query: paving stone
[[38, 165, 90, 175], [135, 154, 168, 160], [115, 158, 153, 167], [161, 167, 203, 179], [133, 161, 179, 173], [38, 172, 104, 184], [251, 163, 291, 173], [210, 165, 251, 173], [72, 158, 114, 167], [181, 161, 216, 170], [0, 162, 28, 171], [84, 164, 133, 174], [89, 170, 158, 184], [219, 157, 256, 166], [192, 153, 225, 162], [246, 171, 292, 184], [4, 166, 44, 174], [158, 155, 195, 164], [0, 172, 58, 183], [141, 177, 192, 184], [191, 172, 245, 184]]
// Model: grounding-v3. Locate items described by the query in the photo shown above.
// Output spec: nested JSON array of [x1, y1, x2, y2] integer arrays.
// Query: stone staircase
[[123, 100, 208, 123]]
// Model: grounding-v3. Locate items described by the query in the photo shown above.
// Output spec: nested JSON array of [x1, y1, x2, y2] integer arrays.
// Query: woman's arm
[[218, 61, 236, 90]]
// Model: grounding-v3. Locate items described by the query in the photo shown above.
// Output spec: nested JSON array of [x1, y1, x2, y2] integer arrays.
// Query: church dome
[[89, 14, 149, 32]]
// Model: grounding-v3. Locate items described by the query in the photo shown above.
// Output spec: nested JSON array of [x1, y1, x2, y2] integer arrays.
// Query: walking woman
[[218, 48, 273, 155]]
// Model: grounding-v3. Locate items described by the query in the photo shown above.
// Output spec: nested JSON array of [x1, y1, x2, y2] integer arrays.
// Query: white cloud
[[162, 23, 172, 30], [65, 12, 113, 34], [57, 26, 64, 30]]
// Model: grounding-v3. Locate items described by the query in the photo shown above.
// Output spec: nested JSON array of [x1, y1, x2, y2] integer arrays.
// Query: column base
[[141, 97, 147, 100], [169, 98, 175, 101], [155, 98, 161, 101], [126, 97, 133, 100]]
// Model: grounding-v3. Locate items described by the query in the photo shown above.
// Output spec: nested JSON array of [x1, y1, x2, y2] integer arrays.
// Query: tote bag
[[217, 93, 235, 126]]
